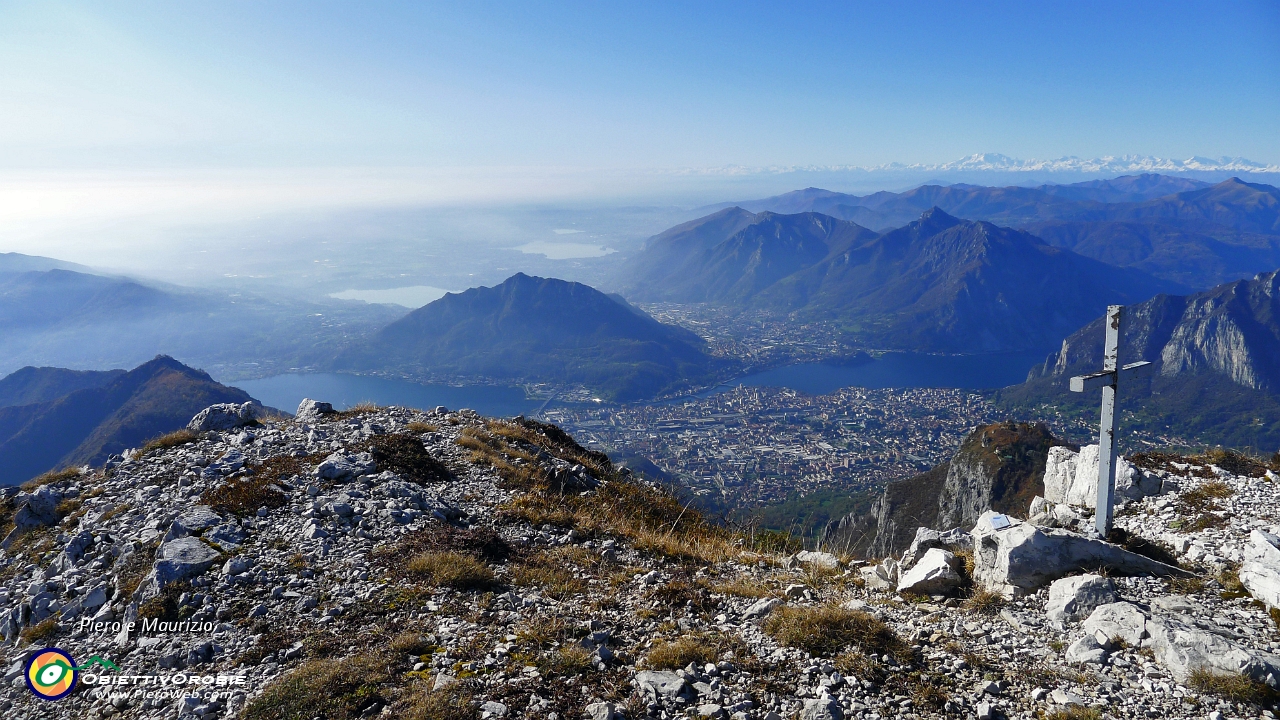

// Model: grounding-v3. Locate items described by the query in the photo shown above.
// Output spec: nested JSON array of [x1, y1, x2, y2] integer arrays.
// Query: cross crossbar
[[1069, 361, 1154, 393]]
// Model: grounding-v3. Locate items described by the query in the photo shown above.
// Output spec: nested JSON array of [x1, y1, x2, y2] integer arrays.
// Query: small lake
[[328, 285, 452, 308], [703, 351, 1046, 396], [233, 373, 545, 418], [232, 352, 1045, 417]]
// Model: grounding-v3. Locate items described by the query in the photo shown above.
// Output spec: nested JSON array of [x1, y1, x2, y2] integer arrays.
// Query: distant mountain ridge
[[0, 356, 257, 485], [694, 177, 1280, 291], [342, 273, 725, 402], [622, 207, 1180, 353], [0, 367, 125, 408]]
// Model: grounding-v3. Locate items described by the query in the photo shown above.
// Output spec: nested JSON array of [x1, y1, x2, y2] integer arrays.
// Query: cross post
[[1069, 305, 1153, 537]]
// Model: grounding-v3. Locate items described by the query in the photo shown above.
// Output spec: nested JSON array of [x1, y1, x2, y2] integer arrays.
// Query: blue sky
[[2, 0, 1278, 170]]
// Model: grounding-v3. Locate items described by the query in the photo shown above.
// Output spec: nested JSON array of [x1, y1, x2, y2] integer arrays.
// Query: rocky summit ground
[[1, 403, 1279, 720]]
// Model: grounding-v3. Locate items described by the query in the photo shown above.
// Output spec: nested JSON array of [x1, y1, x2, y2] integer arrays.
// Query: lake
[[233, 373, 545, 418], [231, 352, 1044, 418]]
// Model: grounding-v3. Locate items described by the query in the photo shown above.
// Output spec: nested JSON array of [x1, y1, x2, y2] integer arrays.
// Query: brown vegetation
[[764, 604, 908, 659], [139, 429, 199, 457]]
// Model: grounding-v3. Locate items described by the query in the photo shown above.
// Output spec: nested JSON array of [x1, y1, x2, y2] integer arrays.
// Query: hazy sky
[[3, 1, 1277, 170], [0, 0, 1277, 244]]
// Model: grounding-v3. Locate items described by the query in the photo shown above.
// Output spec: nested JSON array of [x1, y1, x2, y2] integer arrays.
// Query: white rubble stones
[[295, 397, 336, 421], [1239, 527, 1280, 610], [1042, 444, 1162, 508], [316, 450, 376, 481], [896, 548, 963, 595], [1044, 574, 1119, 629], [971, 519, 1191, 597], [187, 401, 261, 432]]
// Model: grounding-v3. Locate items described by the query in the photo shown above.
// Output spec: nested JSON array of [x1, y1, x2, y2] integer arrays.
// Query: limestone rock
[[151, 536, 222, 591], [896, 548, 962, 595], [296, 398, 336, 421], [793, 550, 840, 570], [971, 521, 1191, 596], [1143, 613, 1280, 684], [801, 695, 844, 720], [1, 486, 60, 547], [742, 597, 781, 620], [1043, 445, 1161, 508], [187, 402, 260, 432], [1081, 602, 1147, 647], [900, 526, 971, 569], [634, 670, 694, 705], [1045, 574, 1119, 629], [1065, 634, 1108, 664], [1239, 528, 1280, 610], [860, 557, 899, 591], [317, 451, 376, 481]]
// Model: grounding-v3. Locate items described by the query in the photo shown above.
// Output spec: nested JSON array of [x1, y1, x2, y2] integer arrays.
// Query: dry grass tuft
[[242, 653, 398, 720], [405, 421, 439, 434], [397, 684, 476, 720], [964, 587, 1006, 616], [764, 604, 908, 659], [537, 645, 596, 676], [1168, 575, 1206, 595], [1175, 480, 1235, 533], [404, 551, 495, 591], [508, 560, 586, 600], [645, 632, 740, 670], [1044, 708, 1103, 720], [21, 466, 81, 491], [1188, 668, 1275, 705], [20, 617, 58, 644], [139, 429, 199, 457], [390, 631, 438, 658], [334, 401, 381, 419]]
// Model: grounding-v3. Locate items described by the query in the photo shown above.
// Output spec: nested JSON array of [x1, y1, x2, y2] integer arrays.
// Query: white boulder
[[896, 548, 963, 595], [1042, 445, 1162, 508], [1045, 574, 1119, 629], [1239, 528, 1280, 610], [971, 521, 1191, 597], [1081, 601, 1147, 647], [187, 402, 260, 432], [296, 398, 336, 421]]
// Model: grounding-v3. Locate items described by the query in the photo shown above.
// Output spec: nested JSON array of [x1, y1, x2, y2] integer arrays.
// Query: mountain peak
[[915, 206, 963, 234]]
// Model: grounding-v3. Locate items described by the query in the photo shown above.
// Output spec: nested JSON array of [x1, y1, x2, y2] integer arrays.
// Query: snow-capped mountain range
[[680, 153, 1279, 176]]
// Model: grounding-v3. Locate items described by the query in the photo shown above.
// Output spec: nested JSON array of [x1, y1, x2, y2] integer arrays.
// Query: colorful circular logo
[[26, 648, 78, 700]]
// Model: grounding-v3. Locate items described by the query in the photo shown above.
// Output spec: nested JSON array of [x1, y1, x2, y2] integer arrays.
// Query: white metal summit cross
[[1069, 305, 1153, 537]]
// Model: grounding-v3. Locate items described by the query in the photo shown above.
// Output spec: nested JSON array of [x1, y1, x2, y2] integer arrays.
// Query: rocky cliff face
[[822, 422, 1065, 558], [1030, 269, 1280, 392]]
